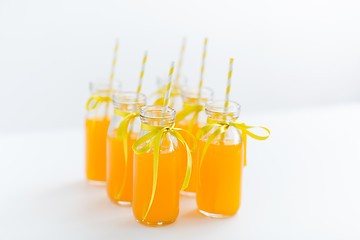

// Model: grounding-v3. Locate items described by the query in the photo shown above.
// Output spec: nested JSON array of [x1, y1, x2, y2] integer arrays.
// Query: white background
[[0, 0, 359, 133], [1, 0, 360, 239]]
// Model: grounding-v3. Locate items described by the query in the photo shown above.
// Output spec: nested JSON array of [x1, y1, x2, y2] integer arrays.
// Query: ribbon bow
[[113, 109, 139, 199], [197, 119, 270, 169], [86, 95, 112, 110], [176, 103, 205, 131], [132, 123, 196, 220]]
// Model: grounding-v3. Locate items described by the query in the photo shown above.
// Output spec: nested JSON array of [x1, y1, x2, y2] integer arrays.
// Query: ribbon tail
[[196, 124, 214, 139], [188, 111, 200, 132], [171, 130, 192, 191], [174, 127, 197, 152], [142, 132, 162, 220]]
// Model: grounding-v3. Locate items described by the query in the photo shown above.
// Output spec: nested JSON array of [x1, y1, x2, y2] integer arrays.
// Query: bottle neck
[[206, 112, 239, 122], [140, 105, 176, 127], [205, 100, 241, 122]]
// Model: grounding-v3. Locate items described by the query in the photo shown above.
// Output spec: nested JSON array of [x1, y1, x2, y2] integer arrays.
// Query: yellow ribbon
[[132, 123, 196, 220], [86, 95, 112, 110], [176, 103, 205, 131], [197, 119, 270, 169], [113, 109, 139, 200]]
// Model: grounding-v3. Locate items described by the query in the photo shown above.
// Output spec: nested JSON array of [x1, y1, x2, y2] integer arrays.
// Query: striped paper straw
[[136, 51, 148, 98], [109, 39, 119, 87], [198, 38, 208, 100], [224, 58, 234, 110], [162, 62, 175, 115], [105, 39, 119, 117], [174, 38, 186, 85]]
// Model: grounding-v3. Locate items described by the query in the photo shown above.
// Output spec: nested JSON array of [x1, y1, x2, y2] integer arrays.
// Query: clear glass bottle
[[85, 81, 121, 186], [176, 86, 214, 196], [132, 105, 180, 226], [107, 92, 146, 206], [196, 100, 244, 218]]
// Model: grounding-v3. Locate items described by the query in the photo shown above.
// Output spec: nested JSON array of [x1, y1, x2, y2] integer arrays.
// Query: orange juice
[[85, 117, 111, 184], [177, 120, 202, 194], [133, 148, 179, 225], [196, 139, 244, 217], [107, 131, 137, 205]]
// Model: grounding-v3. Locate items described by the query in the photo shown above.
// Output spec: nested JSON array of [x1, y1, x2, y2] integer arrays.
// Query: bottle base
[[198, 209, 235, 219], [110, 199, 131, 207], [87, 180, 106, 187], [180, 191, 196, 197], [136, 218, 176, 227]]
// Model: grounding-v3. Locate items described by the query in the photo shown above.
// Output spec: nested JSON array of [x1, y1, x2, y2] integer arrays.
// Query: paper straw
[[174, 38, 186, 85], [109, 39, 119, 88], [198, 38, 208, 100], [162, 62, 175, 115], [136, 51, 148, 98], [105, 39, 119, 117], [224, 58, 234, 110]]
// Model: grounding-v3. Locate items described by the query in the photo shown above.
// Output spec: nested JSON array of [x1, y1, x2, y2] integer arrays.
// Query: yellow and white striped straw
[[224, 58, 234, 110], [198, 38, 208, 99], [174, 38, 186, 85], [162, 62, 175, 115], [136, 51, 148, 98], [109, 39, 119, 87]]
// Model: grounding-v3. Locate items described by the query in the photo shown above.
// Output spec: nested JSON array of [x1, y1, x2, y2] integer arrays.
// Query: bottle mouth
[[112, 92, 146, 105], [140, 105, 176, 119], [205, 100, 241, 120]]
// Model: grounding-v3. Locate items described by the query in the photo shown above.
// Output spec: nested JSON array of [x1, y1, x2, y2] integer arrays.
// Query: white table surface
[[1, 103, 360, 240]]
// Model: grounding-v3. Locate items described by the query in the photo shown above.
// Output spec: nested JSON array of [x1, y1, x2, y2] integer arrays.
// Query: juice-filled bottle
[[132, 105, 183, 226], [176, 86, 214, 196], [85, 81, 121, 186], [107, 92, 146, 205], [197, 100, 244, 218]]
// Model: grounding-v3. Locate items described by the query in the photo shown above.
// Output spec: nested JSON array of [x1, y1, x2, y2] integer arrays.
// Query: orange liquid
[[177, 120, 203, 193], [133, 148, 180, 225], [196, 139, 244, 217], [107, 132, 137, 204], [85, 117, 111, 183]]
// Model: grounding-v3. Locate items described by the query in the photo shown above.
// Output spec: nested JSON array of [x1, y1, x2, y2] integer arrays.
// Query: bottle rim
[[112, 91, 146, 105], [205, 100, 241, 116], [140, 105, 176, 120]]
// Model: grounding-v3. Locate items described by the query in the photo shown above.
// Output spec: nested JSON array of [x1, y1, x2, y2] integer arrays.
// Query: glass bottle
[[85, 81, 121, 186], [107, 92, 146, 205], [196, 100, 244, 218], [132, 105, 180, 226], [176, 86, 214, 196]]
